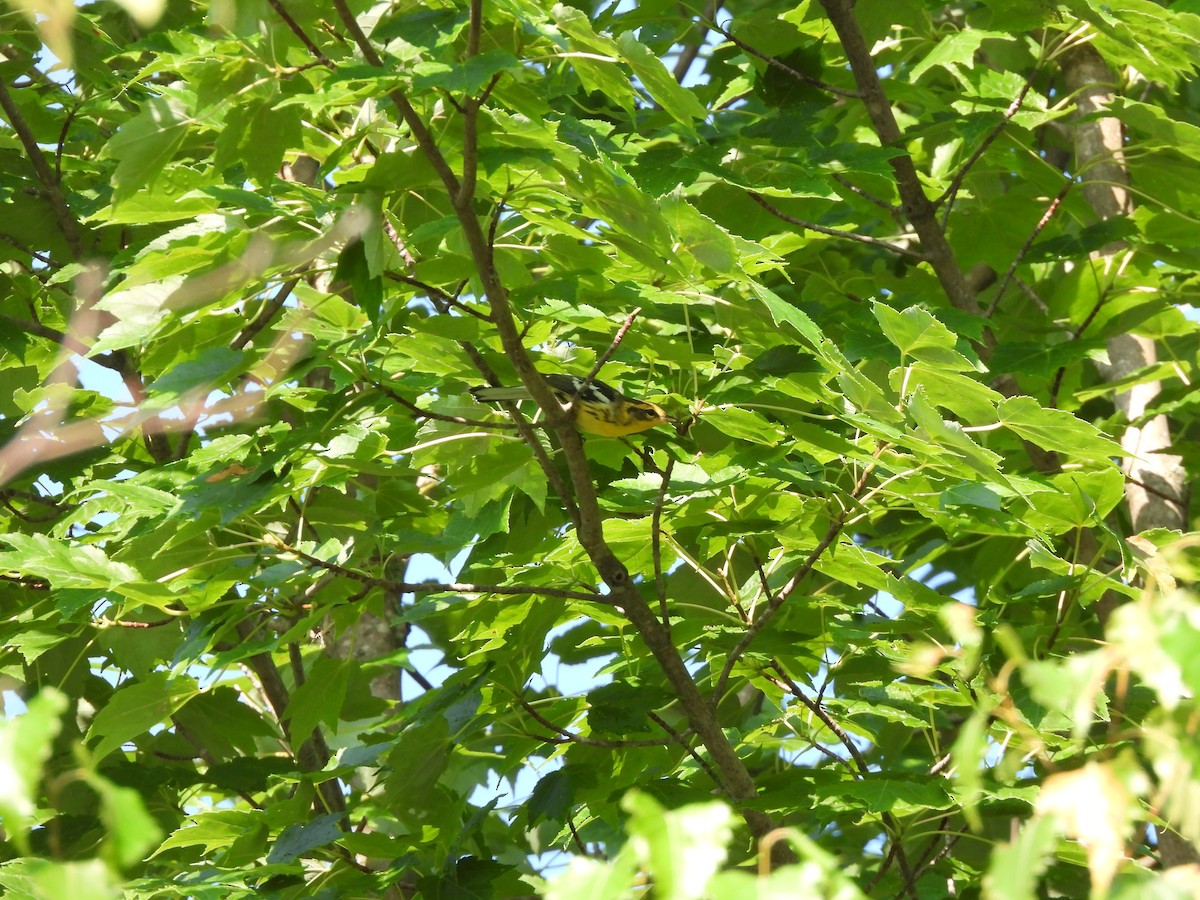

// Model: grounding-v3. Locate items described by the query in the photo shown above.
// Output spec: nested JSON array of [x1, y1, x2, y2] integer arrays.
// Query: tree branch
[[273, 537, 608, 603], [0, 314, 123, 371], [748, 191, 926, 259], [648, 710, 722, 787], [652, 457, 676, 634], [708, 19, 862, 98], [817, 0, 983, 323], [770, 665, 917, 894], [232, 277, 301, 350], [236, 617, 347, 818], [264, 0, 333, 67], [323, 0, 785, 853], [0, 79, 84, 258], [714, 451, 881, 700], [386, 273, 492, 321], [518, 698, 667, 748], [936, 72, 1038, 218], [374, 381, 524, 430], [985, 180, 1071, 318]]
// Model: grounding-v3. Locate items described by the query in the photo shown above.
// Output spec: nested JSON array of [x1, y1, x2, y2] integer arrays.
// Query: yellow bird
[[470, 373, 668, 437]]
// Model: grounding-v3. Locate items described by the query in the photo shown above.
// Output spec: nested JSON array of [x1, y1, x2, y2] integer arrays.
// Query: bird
[[470, 372, 669, 437]]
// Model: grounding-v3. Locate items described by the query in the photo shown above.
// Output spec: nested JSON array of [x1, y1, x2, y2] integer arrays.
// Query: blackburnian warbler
[[470, 373, 669, 437]]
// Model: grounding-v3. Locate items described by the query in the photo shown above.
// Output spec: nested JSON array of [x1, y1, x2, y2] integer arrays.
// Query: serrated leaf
[[998, 396, 1125, 462], [106, 95, 190, 201], [266, 813, 345, 864], [87, 673, 197, 760], [873, 303, 975, 370], [0, 689, 67, 853], [615, 32, 708, 130], [623, 793, 732, 900]]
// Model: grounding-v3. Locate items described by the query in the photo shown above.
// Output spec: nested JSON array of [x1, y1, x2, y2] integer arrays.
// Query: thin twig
[[487, 199, 504, 278], [54, 100, 81, 185], [903, 815, 954, 893], [936, 75, 1038, 218], [747, 554, 773, 622], [561, 307, 645, 419], [587, 308, 643, 385], [233, 277, 300, 350], [652, 457, 676, 634], [748, 192, 926, 259], [770, 666, 869, 774], [518, 698, 666, 748], [769, 666, 918, 894], [382, 217, 417, 272], [274, 537, 607, 602], [832, 173, 898, 213], [0, 234, 62, 268], [985, 180, 1071, 318], [386, 273, 492, 320], [714, 450, 882, 701], [566, 813, 591, 856], [265, 0, 333, 67], [0, 574, 49, 589], [647, 711, 724, 788], [374, 381, 524, 430], [0, 314, 122, 371], [405, 666, 436, 692], [708, 20, 861, 98], [0, 79, 84, 258]]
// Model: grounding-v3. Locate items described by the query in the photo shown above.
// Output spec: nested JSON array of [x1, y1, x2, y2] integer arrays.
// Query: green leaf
[[87, 771, 163, 867], [149, 810, 265, 858], [553, 5, 636, 113], [0, 534, 175, 607], [266, 813, 346, 864], [0, 859, 120, 900], [615, 32, 708, 130], [873, 303, 975, 370], [623, 793, 733, 900], [1023, 653, 1111, 740], [411, 49, 519, 94], [810, 772, 953, 814], [146, 347, 247, 405], [997, 396, 1125, 462], [907, 389, 1008, 485], [982, 815, 1059, 900], [910, 29, 1002, 82], [284, 655, 351, 743], [660, 190, 741, 274], [897, 363, 1002, 423], [951, 710, 990, 831], [106, 94, 191, 201], [700, 407, 784, 445], [545, 853, 640, 900], [0, 689, 67, 853], [87, 673, 197, 760], [214, 96, 303, 187], [587, 680, 675, 734]]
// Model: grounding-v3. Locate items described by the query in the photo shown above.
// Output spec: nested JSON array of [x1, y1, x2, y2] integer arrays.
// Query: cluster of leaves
[[3, 0, 1200, 896]]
